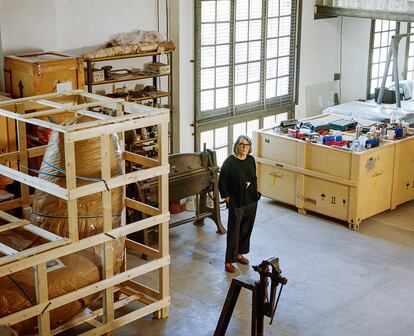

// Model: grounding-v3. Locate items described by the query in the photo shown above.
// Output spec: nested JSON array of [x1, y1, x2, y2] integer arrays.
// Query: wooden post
[[34, 262, 51, 335], [64, 136, 79, 242], [155, 121, 170, 319], [16, 103, 30, 208], [101, 134, 115, 334]]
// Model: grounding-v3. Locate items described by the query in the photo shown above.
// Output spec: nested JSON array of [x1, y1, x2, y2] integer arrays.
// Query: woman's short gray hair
[[233, 135, 252, 155]]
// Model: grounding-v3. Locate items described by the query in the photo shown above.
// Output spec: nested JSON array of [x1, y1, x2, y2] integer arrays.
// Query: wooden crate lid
[[5, 52, 79, 63]]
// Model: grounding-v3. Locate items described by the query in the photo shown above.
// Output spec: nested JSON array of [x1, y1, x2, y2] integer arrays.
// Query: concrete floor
[[119, 197, 414, 335]]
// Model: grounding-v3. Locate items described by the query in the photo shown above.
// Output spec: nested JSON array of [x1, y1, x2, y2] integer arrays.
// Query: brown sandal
[[225, 262, 236, 273], [236, 254, 249, 265]]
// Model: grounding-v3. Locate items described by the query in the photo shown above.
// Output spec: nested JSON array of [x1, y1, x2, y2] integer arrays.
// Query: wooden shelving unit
[[84, 51, 173, 152], [0, 90, 170, 335]]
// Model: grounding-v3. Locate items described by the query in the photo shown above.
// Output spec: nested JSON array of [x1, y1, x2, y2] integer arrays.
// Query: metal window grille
[[195, 0, 298, 121], [195, 0, 299, 162], [367, 19, 399, 98]]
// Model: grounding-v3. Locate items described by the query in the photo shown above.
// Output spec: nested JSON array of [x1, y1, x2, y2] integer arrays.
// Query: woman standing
[[218, 135, 261, 273]]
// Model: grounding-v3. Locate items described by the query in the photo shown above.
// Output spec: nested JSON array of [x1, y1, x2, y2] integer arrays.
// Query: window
[[367, 20, 399, 98], [407, 23, 414, 81], [195, 0, 299, 163], [195, 0, 298, 121]]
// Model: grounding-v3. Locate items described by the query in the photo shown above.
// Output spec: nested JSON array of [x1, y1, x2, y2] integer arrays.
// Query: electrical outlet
[[334, 73, 341, 81]]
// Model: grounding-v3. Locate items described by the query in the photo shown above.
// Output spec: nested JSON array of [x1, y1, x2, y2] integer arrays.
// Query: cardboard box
[[146, 62, 170, 74]]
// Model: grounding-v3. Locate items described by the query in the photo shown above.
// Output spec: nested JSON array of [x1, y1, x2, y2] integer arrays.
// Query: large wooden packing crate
[[0, 91, 170, 335], [253, 116, 395, 230], [4, 52, 84, 98], [391, 136, 414, 209]]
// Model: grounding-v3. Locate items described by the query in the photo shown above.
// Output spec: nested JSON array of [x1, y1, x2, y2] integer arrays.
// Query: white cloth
[[323, 101, 414, 122]]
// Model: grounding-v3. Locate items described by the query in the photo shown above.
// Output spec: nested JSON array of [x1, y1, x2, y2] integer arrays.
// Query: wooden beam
[[0, 90, 84, 107], [64, 136, 79, 242], [125, 238, 160, 259], [125, 197, 160, 216], [100, 134, 115, 331], [0, 243, 18, 256], [0, 164, 69, 200], [35, 262, 51, 335], [24, 224, 62, 241], [124, 279, 160, 300], [79, 298, 169, 336], [68, 165, 169, 200], [124, 151, 159, 168], [0, 239, 70, 267], [0, 108, 66, 132], [66, 113, 169, 142], [0, 219, 30, 233]]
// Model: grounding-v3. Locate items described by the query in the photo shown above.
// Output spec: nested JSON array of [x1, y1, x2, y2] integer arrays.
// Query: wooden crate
[[253, 130, 304, 207], [0, 91, 170, 335], [253, 118, 396, 230], [390, 136, 414, 209], [4, 52, 84, 98]]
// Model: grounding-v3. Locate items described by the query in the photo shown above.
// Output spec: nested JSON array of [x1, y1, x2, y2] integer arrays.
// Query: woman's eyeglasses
[[238, 143, 251, 148]]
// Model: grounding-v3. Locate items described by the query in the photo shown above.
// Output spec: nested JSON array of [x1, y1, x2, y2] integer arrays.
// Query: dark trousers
[[225, 201, 257, 263]]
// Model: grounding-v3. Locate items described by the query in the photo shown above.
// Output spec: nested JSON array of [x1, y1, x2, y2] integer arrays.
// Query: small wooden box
[[146, 62, 170, 74], [4, 52, 84, 98], [92, 69, 105, 83]]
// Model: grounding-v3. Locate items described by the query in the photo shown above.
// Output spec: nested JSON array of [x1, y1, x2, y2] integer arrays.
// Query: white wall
[[169, 0, 194, 153], [297, 1, 371, 119], [0, 1, 377, 152]]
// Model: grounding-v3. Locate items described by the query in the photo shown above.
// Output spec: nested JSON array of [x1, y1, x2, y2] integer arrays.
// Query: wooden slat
[[21, 101, 111, 119], [124, 151, 159, 168], [125, 197, 160, 216], [0, 213, 169, 277], [125, 238, 160, 259], [0, 90, 84, 107], [79, 298, 169, 336], [0, 164, 68, 199], [24, 224, 62, 241], [100, 134, 115, 331], [64, 136, 79, 242], [0, 243, 18, 256], [17, 104, 30, 208], [0, 239, 70, 266], [66, 113, 169, 142], [0, 108, 66, 132], [68, 165, 169, 200], [0, 219, 29, 233], [157, 121, 170, 319], [35, 262, 51, 335], [124, 279, 161, 300]]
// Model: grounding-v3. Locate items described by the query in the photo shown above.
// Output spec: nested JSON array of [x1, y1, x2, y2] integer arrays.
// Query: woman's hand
[[225, 197, 230, 203]]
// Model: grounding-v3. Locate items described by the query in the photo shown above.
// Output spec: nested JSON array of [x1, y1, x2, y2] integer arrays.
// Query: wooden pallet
[[0, 90, 170, 335]]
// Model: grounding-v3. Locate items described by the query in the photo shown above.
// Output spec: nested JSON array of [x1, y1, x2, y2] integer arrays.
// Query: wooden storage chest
[[253, 116, 396, 230], [4, 52, 84, 98], [390, 136, 414, 209]]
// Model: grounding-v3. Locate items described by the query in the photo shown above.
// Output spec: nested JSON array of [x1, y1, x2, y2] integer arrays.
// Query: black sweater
[[218, 154, 260, 208]]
